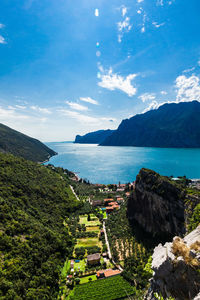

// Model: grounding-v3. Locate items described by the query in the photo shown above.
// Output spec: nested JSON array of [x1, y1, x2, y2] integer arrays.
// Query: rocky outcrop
[[145, 225, 200, 300], [127, 168, 186, 240], [74, 129, 115, 144]]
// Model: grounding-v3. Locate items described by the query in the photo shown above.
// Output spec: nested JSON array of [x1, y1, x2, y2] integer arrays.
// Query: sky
[[0, 0, 200, 141]]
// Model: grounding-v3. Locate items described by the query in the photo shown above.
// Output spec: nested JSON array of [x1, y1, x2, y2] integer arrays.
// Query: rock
[[127, 168, 186, 241], [145, 226, 200, 300]]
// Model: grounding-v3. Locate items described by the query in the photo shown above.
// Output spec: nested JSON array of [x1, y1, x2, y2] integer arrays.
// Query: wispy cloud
[[79, 97, 99, 105], [139, 93, 156, 102], [0, 35, 6, 44], [0, 24, 4, 29], [95, 9, 99, 17], [117, 6, 132, 43], [183, 67, 195, 73], [98, 67, 137, 97], [66, 101, 88, 111], [0, 106, 29, 120], [58, 109, 116, 125], [143, 100, 159, 113], [175, 75, 200, 102], [121, 6, 127, 17], [30, 105, 52, 114], [137, 0, 144, 3], [152, 21, 165, 28], [161, 90, 167, 95]]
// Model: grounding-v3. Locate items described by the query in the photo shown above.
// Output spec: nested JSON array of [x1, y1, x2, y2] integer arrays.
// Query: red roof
[[104, 269, 121, 277], [104, 198, 113, 202]]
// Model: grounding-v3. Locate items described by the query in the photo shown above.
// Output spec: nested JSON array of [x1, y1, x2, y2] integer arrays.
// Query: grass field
[[74, 259, 86, 272], [75, 238, 102, 248], [79, 275, 97, 284], [86, 226, 100, 232], [69, 275, 136, 300], [79, 215, 101, 226]]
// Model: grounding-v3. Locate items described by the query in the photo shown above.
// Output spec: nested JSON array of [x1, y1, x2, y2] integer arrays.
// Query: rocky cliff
[[127, 169, 186, 241], [74, 129, 115, 144], [145, 225, 200, 300]]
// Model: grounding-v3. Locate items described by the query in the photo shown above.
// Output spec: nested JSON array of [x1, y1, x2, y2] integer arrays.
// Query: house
[[117, 197, 124, 203], [104, 198, 113, 204], [106, 206, 114, 214], [92, 200, 102, 207], [97, 269, 121, 279], [87, 253, 101, 265], [108, 201, 118, 206]]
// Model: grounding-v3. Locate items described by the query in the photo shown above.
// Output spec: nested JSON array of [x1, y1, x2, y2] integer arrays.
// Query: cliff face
[[127, 169, 186, 240], [145, 226, 200, 300]]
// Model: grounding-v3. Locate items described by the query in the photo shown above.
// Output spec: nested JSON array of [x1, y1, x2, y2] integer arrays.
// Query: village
[[59, 181, 136, 300]]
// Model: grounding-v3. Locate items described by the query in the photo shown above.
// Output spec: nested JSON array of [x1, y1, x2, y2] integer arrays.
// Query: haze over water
[[46, 142, 200, 184]]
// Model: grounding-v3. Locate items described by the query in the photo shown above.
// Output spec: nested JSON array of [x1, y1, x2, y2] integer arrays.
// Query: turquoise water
[[46, 142, 200, 184]]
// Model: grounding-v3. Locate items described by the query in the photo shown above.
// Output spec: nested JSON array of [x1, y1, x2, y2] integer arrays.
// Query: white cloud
[[137, 0, 144, 2], [98, 68, 137, 97], [137, 9, 142, 14], [141, 26, 145, 33], [58, 109, 116, 125], [15, 105, 27, 110], [66, 101, 88, 111], [175, 75, 200, 102], [139, 93, 156, 102], [122, 6, 127, 17], [157, 0, 164, 5], [0, 35, 6, 44], [79, 97, 99, 105], [0, 106, 29, 120], [95, 9, 99, 17], [183, 67, 195, 73], [117, 17, 132, 43], [30, 105, 52, 114], [143, 100, 159, 113], [152, 21, 165, 28], [161, 90, 167, 95]]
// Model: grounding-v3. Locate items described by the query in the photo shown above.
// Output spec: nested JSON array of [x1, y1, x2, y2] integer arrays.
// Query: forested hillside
[[0, 153, 80, 299], [0, 123, 56, 162]]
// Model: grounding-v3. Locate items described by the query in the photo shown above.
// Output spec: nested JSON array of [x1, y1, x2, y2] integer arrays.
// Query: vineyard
[[69, 275, 136, 300]]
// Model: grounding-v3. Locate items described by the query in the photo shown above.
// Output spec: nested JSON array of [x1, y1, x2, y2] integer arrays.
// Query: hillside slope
[[0, 153, 80, 299], [101, 101, 200, 148], [0, 123, 57, 162], [74, 129, 115, 144]]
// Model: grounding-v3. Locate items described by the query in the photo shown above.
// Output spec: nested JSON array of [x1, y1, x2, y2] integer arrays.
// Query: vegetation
[[0, 123, 56, 162], [106, 203, 152, 290], [0, 152, 80, 299], [69, 275, 136, 300]]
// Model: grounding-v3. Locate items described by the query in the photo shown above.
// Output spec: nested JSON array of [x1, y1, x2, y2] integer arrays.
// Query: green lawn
[[69, 275, 136, 300], [79, 274, 97, 284], [75, 238, 102, 248], [86, 226, 99, 232], [74, 259, 86, 272], [79, 215, 101, 226]]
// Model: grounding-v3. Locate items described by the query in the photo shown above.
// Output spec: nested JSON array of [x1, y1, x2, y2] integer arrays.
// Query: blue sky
[[0, 0, 200, 141]]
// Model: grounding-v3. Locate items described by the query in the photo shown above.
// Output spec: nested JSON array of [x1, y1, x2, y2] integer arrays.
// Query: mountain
[[100, 101, 200, 148], [74, 129, 115, 144], [0, 152, 80, 299], [0, 123, 57, 162]]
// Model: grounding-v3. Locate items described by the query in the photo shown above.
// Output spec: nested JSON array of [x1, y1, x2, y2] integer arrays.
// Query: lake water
[[46, 142, 200, 184]]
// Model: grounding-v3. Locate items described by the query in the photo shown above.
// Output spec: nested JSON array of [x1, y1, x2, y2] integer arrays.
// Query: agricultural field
[[75, 237, 102, 248], [69, 275, 136, 300], [79, 214, 101, 226], [79, 274, 97, 284]]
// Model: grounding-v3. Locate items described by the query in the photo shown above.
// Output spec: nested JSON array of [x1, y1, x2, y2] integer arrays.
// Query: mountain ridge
[[100, 101, 200, 148], [0, 123, 57, 162]]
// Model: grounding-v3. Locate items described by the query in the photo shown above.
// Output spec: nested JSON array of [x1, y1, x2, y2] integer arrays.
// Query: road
[[70, 185, 80, 201], [103, 221, 123, 272]]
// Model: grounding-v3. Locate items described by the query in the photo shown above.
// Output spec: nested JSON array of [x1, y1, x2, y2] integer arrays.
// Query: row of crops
[[68, 275, 136, 300]]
